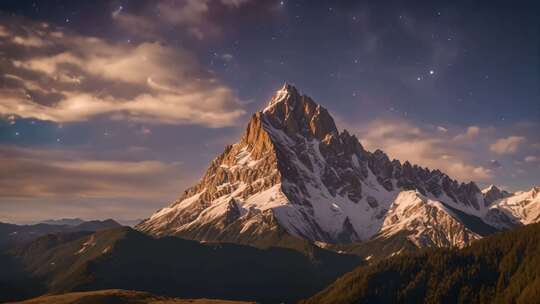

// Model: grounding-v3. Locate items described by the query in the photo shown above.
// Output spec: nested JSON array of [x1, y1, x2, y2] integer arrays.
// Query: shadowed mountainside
[[301, 223, 540, 304], [0, 219, 121, 250], [1, 227, 361, 303]]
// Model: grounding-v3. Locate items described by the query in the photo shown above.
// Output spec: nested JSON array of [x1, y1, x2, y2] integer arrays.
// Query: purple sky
[[0, 0, 538, 223]]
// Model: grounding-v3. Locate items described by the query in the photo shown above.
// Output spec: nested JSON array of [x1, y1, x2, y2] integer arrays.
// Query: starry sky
[[0, 0, 539, 223]]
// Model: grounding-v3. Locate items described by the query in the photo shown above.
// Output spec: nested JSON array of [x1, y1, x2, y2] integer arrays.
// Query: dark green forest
[[302, 223, 540, 304]]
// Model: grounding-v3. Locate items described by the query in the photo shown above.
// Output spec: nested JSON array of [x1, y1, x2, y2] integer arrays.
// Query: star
[[429, 70, 435, 75], [14, 131, 20, 136], [417, 77, 422, 81]]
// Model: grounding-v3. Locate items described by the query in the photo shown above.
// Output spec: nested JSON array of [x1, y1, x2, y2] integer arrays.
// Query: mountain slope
[[1, 227, 361, 303], [301, 223, 540, 304], [377, 190, 482, 248], [136, 84, 539, 250], [0, 219, 121, 250], [13, 289, 255, 304]]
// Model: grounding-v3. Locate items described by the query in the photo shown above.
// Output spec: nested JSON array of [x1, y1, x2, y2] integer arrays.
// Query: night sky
[[0, 0, 538, 223]]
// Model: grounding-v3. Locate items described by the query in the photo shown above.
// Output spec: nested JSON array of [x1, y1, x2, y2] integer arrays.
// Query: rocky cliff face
[[136, 84, 539, 249]]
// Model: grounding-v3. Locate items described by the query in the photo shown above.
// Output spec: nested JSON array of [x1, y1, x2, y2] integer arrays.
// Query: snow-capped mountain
[[136, 84, 539, 249], [485, 187, 540, 229], [378, 191, 482, 248], [482, 185, 512, 205]]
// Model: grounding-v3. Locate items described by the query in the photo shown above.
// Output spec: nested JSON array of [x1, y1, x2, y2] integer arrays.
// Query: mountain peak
[[482, 184, 499, 193], [281, 82, 296, 92], [482, 184, 512, 206], [264, 82, 300, 112], [262, 83, 338, 141]]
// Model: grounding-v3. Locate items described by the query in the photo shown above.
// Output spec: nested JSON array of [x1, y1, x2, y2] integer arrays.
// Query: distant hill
[[40, 218, 85, 226], [12, 289, 255, 304], [0, 219, 121, 250], [1, 227, 361, 303], [301, 223, 540, 304]]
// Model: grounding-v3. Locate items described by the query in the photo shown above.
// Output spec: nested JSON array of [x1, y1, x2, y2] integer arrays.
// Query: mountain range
[[3, 84, 539, 304], [301, 222, 540, 304], [0, 219, 121, 250], [0, 227, 360, 303], [40, 218, 86, 226], [136, 84, 539, 255]]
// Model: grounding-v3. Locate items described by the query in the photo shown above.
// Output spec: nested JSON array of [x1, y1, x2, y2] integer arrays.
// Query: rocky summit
[[136, 84, 540, 250]]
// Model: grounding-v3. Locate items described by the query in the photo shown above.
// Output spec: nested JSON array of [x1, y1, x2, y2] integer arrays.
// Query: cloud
[[0, 17, 246, 127], [452, 126, 481, 142], [525, 155, 539, 163], [0, 145, 183, 199], [490, 136, 526, 155], [347, 119, 493, 182], [112, 0, 259, 41], [436, 126, 448, 133], [221, 53, 234, 62], [221, 0, 253, 6]]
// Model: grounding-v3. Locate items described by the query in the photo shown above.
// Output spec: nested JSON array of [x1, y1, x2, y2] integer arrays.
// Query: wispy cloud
[[525, 155, 539, 163], [490, 136, 526, 155], [0, 17, 246, 127], [112, 0, 260, 40], [0, 145, 183, 199]]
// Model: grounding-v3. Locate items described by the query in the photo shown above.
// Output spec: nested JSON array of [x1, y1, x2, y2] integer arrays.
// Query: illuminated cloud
[[490, 136, 526, 155], [0, 145, 183, 199], [0, 17, 246, 127], [348, 119, 494, 182], [524, 156, 539, 163], [436, 126, 448, 133], [452, 126, 481, 142]]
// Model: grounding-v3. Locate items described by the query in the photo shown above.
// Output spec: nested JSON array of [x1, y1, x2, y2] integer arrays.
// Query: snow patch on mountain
[[487, 187, 540, 227], [379, 191, 481, 247]]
